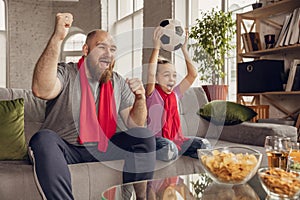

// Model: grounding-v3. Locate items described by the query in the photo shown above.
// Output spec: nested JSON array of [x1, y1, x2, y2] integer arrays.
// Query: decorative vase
[[202, 85, 228, 101]]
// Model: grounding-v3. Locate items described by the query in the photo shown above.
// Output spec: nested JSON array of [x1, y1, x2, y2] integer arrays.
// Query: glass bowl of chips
[[197, 146, 262, 185], [258, 167, 300, 199]]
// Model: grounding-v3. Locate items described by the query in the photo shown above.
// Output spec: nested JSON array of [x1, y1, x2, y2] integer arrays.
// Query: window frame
[[61, 31, 86, 63], [107, 0, 143, 77], [117, 0, 143, 20], [0, 0, 7, 87]]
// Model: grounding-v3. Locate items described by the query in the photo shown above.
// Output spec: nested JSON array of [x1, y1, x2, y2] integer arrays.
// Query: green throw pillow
[[197, 100, 257, 125], [0, 98, 27, 160]]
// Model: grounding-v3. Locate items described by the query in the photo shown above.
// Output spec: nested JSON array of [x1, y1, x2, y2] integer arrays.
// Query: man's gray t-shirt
[[41, 63, 134, 145]]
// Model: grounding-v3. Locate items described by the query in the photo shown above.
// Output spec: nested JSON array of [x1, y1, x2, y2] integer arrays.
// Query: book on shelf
[[286, 59, 300, 91], [241, 32, 262, 52], [275, 13, 293, 47], [248, 32, 262, 51], [241, 33, 250, 52], [289, 8, 300, 45], [276, 7, 300, 47], [285, 8, 300, 46]]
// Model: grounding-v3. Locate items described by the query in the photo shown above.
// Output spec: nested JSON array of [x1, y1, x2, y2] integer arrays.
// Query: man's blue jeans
[[29, 127, 155, 200]]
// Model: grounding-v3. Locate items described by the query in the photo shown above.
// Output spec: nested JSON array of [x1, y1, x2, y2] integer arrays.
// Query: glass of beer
[[264, 136, 292, 170], [289, 142, 300, 172]]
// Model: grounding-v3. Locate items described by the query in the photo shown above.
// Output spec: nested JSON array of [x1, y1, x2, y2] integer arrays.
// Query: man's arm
[[120, 78, 147, 128], [32, 13, 73, 100]]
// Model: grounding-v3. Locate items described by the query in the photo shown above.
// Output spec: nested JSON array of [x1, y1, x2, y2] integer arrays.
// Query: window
[[107, 0, 143, 78], [0, 0, 4, 30], [198, 0, 221, 12], [61, 33, 86, 63], [0, 0, 6, 87], [118, 0, 143, 20], [135, 0, 143, 10], [174, 0, 222, 87], [118, 0, 133, 19]]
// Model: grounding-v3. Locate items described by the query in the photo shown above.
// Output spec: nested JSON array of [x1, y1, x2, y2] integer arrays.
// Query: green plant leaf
[[189, 8, 236, 85]]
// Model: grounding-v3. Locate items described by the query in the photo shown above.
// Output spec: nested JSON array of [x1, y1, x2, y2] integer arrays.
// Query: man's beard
[[87, 63, 102, 81], [86, 59, 113, 83]]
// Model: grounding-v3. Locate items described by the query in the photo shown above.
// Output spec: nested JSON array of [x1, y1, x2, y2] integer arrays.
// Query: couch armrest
[[205, 122, 297, 147]]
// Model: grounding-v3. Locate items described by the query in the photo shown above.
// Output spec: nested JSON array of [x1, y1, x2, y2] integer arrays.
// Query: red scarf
[[77, 56, 117, 152], [155, 84, 187, 150]]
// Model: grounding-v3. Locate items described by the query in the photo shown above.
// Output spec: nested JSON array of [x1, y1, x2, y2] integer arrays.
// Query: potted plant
[[189, 8, 236, 101]]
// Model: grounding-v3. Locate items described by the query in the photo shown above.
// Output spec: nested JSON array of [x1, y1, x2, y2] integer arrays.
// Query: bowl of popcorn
[[197, 146, 262, 185], [258, 167, 300, 199]]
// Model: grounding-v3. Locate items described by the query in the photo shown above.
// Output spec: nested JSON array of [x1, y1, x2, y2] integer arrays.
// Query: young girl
[[146, 26, 211, 161]]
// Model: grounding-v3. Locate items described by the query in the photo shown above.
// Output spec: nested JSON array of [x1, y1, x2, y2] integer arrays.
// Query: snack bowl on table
[[197, 146, 262, 185], [258, 167, 300, 199]]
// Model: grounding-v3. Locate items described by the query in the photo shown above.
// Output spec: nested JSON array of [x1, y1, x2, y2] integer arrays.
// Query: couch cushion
[[179, 87, 210, 137], [0, 162, 41, 200], [0, 99, 27, 160], [0, 88, 46, 143], [207, 122, 298, 147], [198, 100, 257, 125]]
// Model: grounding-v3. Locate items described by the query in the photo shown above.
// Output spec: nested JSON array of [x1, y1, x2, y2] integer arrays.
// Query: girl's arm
[[146, 27, 162, 97], [178, 32, 198, 95]]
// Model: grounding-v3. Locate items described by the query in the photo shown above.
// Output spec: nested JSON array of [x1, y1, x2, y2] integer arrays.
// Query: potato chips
[[200, 150, 258, 183], [259, 168, 300, 197]]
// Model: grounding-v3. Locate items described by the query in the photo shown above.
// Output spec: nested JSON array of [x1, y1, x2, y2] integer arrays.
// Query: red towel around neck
[[77, 56, 117, 152], [155, 84, 187, 150]]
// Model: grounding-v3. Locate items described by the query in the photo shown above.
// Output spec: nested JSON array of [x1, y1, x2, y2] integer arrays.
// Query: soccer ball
[[159, 19, 185, 52]]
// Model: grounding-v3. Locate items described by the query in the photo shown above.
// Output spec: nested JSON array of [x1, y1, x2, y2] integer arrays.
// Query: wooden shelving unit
[[236, 0, 300, 122], [239, 0, 300, 19], [236, 0, 300, 62], [239, 44, 300, 58]]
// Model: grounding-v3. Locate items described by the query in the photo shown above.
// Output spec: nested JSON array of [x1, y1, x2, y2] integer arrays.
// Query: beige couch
[[0, 87, 297, 200]]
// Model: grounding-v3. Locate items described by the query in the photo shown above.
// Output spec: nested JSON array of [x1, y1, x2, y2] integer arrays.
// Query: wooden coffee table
[[101, 173, 266, 200]]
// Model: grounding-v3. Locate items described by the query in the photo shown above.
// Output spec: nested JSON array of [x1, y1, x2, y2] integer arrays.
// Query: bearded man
[[29, 13, 155, 200]]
